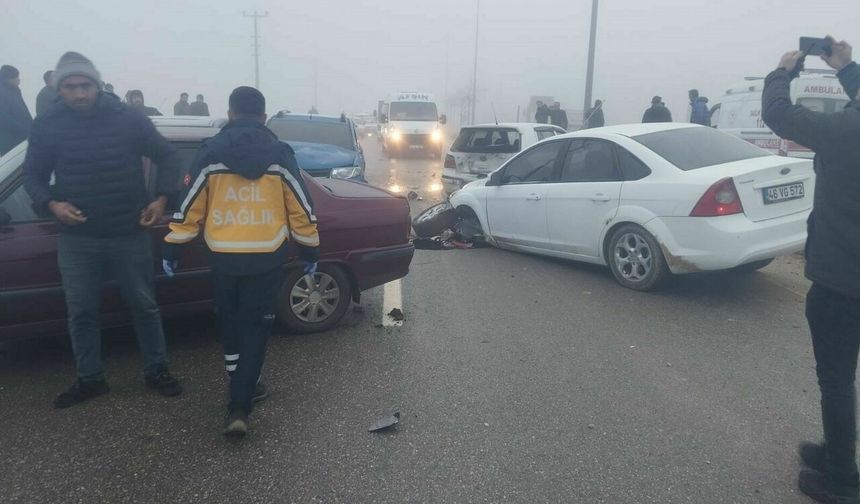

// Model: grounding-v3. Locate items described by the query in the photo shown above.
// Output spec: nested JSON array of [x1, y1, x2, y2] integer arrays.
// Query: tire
[[733, 258, 774, 273], [606, 224, 671, 291], [277, 264, 353, 334], [412, 202, 459, 238]]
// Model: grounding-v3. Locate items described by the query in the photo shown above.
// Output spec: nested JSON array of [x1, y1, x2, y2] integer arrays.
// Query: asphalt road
[[0, 137, 825, 503]]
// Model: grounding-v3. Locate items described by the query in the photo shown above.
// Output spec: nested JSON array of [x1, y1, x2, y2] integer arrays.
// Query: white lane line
[[382, 280, 404, 327]]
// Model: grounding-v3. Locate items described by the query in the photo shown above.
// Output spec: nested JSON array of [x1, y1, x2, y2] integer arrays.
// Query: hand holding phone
[[800, 37, 833, 57]]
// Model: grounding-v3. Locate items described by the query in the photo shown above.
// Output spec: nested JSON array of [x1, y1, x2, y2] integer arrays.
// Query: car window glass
[[560, 140, 621, 183], [615, 147, 651, 181], [268, 119, 355, 151], [502, 141, 563, 185], [633, 127, 769, 171], [1, 183, 40, 224], [535, 129, 556, 140], [148, 143, 203, 211], [453, 128, 522, 153]]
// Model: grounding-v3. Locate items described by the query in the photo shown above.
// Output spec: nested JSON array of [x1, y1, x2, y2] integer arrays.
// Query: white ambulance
[[380, 92, 447, 158], [710, 71, 850, 158]]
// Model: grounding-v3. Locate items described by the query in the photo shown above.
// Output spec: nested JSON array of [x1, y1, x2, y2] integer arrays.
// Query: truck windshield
[[797, 97, 850, 113], [268, 120, 355, 151], [390, 102, 438, 121]]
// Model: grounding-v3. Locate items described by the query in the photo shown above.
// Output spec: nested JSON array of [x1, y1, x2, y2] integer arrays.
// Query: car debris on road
[[369, 412, 401, 432]]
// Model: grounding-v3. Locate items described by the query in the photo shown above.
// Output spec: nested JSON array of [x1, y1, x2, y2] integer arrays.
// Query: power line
[[243, 10, 268, 90]]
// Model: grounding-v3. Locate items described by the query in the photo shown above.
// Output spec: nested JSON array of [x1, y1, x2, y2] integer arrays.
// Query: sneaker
[[145, 370, 183, 397], [53, 379, 110, 409], [223, 410, 249, 438], [253, 381, 269, 403], [799, 469, 860, 504], [800, 442, 827, 472]]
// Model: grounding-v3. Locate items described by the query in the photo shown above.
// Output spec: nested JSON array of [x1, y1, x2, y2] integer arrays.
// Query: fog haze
[[2, 0, 858, 124]]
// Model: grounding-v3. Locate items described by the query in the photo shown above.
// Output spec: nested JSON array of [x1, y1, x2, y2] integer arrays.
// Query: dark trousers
[[807, 283, 860, 496], [57, 231, 168, 381], [214, 267, 283, 415]]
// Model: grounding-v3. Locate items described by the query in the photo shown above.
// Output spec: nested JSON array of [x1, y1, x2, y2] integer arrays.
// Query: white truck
[[710, 71, 850, 158], [379, 92, 447, 158]]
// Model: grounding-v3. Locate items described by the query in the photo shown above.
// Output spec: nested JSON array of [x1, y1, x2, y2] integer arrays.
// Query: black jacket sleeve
[[837, 62, 860, 103], [136, 114, 180, 202], [762, 68, 860, 154], [22, 118, 57, 212], [0, 90, 33, 142]]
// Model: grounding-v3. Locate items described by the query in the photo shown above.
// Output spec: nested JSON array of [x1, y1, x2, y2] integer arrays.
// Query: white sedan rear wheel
[[608, 224, 670, 291]]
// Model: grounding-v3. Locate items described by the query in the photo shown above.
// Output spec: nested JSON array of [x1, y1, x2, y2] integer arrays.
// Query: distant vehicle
[[267, 112, 366, 181], [351, 113, 378, 138], [379, 92, 447, 158], [710, 71, 849, 159], [0, 123, 414, 341], [445, 123, 814, 291], [442, 123, 566, 194]]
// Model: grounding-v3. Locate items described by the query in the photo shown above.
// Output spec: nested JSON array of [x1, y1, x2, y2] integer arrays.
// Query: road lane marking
[[383, 280, 404, 327]]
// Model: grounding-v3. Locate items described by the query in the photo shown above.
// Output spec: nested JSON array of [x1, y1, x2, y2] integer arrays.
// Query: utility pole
[[470, 0, 480, 125], [243, 10, 268, 89], [583, 0, 599, 114], [313, 60, 319, 111]]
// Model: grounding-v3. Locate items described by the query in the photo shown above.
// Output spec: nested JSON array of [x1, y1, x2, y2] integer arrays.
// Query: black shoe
[[223, 410, 249, 438], [253, 381, 269, 403], [800, 442, 827, 472], [799, 469, 860, 504], [53, 379, 109, 409], [145, 370, 183, 397]]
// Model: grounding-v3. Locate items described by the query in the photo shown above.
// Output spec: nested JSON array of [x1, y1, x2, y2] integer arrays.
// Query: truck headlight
[[331, 166, 362, 179], [390, 130, 402, 142], [431, 130, 443, 142]]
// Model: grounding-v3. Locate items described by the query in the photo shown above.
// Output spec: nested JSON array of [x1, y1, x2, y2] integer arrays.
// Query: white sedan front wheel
[[608, 225, 670, 291]]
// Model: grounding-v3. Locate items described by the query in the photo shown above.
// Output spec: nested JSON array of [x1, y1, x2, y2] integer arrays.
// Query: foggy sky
[[2, 0, 859, 125]]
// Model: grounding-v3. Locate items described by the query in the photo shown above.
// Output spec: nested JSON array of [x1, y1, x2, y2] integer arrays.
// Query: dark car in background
[[0, 117, 414, 342], [267, 113, 366, 181]]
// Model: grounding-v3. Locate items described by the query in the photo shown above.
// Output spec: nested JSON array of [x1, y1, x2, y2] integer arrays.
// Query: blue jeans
[[58, 231, 168, 382]]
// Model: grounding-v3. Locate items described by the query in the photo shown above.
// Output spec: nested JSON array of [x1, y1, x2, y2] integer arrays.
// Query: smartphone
[[800, 37, 832, 57]]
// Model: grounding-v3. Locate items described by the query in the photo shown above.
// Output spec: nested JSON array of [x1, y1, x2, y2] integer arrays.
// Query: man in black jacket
[[0, 65, 33, 155], [189, 94, 210, 117], [36, 70, 58, 117], [173, 92, 191, 115], [549, 102, 569, 130], [23, 52, 183, 409], [127, 89, 163, 117], [642, 96, 673, 123], [762, 37, 860, 504], [534, 100, 550, 124], [584, 100, 605, 129]]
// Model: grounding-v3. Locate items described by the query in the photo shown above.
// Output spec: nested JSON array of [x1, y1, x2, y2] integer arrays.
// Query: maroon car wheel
[[277, 264, 353, 334]]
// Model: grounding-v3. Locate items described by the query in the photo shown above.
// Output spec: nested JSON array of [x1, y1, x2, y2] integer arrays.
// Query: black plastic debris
[[369, 412, 401, 432], [388, 308, 405, 322]]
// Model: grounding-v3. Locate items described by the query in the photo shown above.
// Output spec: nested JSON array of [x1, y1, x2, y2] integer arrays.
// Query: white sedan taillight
[[690, 178, 744, 217]]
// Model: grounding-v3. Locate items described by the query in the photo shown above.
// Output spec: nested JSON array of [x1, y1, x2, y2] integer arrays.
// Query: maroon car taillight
[[690, 177, 744, 217], [444, 154, 456, 169]]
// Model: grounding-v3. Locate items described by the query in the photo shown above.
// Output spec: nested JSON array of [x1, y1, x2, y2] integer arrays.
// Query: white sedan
[[449, 123, 814, 291], [442, 123, 567, 194]]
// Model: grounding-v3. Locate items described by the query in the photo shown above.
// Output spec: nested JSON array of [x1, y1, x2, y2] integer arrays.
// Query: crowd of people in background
[[0, 64, 211, 156], [173, 92, 210, 117]]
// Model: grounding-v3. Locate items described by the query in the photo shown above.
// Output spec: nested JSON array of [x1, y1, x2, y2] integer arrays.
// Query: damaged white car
[[439, 123, 813, 291]]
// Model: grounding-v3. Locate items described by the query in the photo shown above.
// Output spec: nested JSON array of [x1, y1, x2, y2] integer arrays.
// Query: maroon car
[[0, 118, 414, 341]]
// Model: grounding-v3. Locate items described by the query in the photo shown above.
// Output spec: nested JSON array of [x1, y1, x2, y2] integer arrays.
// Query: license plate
[[409, 145, 424, 150], [763, 182, 805, 204]]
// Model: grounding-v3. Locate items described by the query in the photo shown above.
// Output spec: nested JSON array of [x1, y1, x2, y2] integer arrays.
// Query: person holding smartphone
[[763, 36, 860, 503]]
